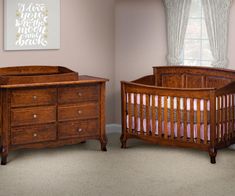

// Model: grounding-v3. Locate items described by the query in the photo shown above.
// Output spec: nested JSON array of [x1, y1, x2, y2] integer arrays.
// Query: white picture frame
[[4, 0, 60, 50]]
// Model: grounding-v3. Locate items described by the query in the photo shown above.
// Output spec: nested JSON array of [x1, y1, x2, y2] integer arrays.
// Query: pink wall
[[0, 0, 115, 123], [115, 0, 167, 123]]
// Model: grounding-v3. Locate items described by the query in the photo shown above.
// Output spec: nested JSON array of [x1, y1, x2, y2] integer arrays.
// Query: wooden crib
[[121, 66, 235, 164]]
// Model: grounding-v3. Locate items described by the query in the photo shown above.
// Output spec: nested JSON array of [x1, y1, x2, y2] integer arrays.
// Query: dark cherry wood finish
[[121, 66, 235, 164], [0, 66, 108, 165]]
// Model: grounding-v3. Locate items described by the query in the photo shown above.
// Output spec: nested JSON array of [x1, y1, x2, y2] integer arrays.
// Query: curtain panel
[[164, 0, 192, 65], [202, 0, 233, 68]]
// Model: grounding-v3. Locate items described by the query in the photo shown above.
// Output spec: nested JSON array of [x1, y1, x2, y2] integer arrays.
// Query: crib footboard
[[121, 81, 225, 163]]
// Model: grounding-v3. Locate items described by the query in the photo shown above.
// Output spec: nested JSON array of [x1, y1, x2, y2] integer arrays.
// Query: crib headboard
[[153, 66, 235, 88]]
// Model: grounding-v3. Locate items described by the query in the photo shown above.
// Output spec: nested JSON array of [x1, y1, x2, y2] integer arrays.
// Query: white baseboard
[[229, 145, 235, 150], [106, 124, 121, 133]]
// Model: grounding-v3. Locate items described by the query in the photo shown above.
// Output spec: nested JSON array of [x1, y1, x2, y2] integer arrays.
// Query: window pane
[[182, 0, 212, 67], [185, 19, 201, 39], [202, 40, 213, 60], [184, 40, 200, 60], [201, 20, 208, 39], [201, 61, 212, 66], [189, 0, 202, 18], [184, 59, 201, 66]]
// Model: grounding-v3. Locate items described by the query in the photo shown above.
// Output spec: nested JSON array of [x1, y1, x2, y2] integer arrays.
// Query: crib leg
[[121, 141, 127, 149], [120, 134, 127, 148], [209, 148, 217, 164], [100, 135, 107, 151]]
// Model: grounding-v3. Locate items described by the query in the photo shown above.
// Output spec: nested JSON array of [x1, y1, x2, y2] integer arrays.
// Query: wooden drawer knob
[[33, 95, 37, 100], [78, 128, 83, 132], [33, 114, 37, 119], [78, 110, 82, 114], [33, 133, 37, 137], [78, 92, 82, 97]]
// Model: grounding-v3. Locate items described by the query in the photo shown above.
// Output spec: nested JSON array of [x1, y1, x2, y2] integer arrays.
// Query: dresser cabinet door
[[58, 120, 99, 139], [58, 85, 99, 104], [11, 124, 57, 145], [11, 88, 57, 107], [11, 106, 56, 126]]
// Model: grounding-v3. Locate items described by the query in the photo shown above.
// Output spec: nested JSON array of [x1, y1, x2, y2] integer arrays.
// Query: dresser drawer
[[11, 106, 56, 126], [11, 124, 57, 145], [58, 102, 98, 122], [58, 85, 99, 104], [11, 88, 57, 107], [58, 120, 99, 139]]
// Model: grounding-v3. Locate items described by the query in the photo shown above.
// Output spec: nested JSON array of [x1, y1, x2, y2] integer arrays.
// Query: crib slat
[[225, 95, 228, 141], [204, 100, 208, 144], [152, 95, 156, 137], [128, 93, 132, 134], [232, 94, 235, 137], [146, 94, 150, 136], [170, 97, 174, 139], [134, 94, 138, 134], [210, 94, 216, 149], [230, 95, 233, 139], [177, 97, 181, 140], [215, 97, 219, 142], [217, 97, 220, 142], [229, 94, 233, 139], [122, 87, 127, 138], [197, 99, 201, 144], [228, 95, 231, 140], [164, 96, 168, 139], [221, 96, 224, 141], [230, 94, 234, 138], [183, 98, 187, 141], [219, 96, 222, 142], [158, 96, 162, 137], [140, 94, 144, 135], [190, 98, 194, 142]]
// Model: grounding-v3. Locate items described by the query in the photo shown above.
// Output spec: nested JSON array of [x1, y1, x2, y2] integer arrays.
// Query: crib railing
[[216, 82, 235, 147], [121, 81, 235, 149]]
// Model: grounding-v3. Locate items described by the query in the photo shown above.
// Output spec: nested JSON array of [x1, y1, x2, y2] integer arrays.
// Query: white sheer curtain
[[202, 0, 233, 68], [164, 0, 192, 65]]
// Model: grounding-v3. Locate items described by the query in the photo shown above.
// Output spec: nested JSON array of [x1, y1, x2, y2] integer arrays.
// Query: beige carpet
[[0, 131, 235, 196]]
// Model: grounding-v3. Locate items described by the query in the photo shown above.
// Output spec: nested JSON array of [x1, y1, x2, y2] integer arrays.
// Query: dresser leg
[[80, 141, 86, 144], [100, 137, 107, 151], [1, 149, 8, 165], [1, 146, 8, 165], [1, 156, 7, 165]]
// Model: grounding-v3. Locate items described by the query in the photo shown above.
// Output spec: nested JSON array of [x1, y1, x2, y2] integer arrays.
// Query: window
[[182, 0, 213, 66]]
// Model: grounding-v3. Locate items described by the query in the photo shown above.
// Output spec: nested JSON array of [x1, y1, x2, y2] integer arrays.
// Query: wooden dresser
[[0, 66, 108, 165]]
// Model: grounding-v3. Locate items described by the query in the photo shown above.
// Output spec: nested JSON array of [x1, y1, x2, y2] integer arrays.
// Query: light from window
[[182, 0, 213, 66]]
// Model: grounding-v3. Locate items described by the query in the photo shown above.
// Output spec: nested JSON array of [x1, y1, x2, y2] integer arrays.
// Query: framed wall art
[[4, 0, 60, 50]]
